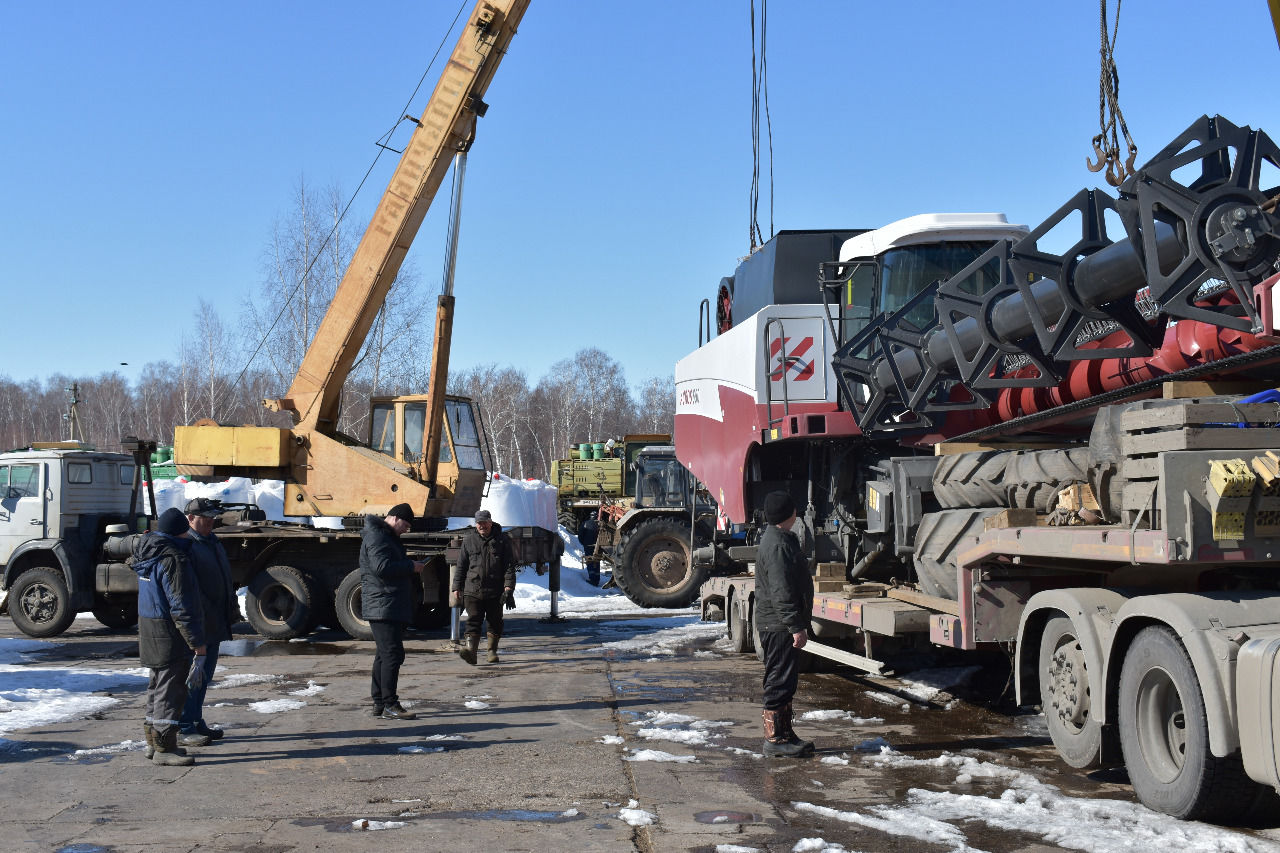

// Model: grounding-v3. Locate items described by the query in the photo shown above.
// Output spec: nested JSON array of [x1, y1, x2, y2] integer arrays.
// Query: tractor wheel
[[92, 595, 138, 631], [244, 565, 313, 640], [613, 517, 707, 608], [9, 567, 75, 638], [334, 569, 373, 641], [931, 451, 1010, 508], [558, 511, 580, 535], [1004, 448, 1091, 511], [912, 508, 1003, 600]]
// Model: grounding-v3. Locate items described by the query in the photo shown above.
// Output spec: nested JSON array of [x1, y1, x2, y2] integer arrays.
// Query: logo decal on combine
[[678, 388, 700, 407], [769, 336, 815, 381]]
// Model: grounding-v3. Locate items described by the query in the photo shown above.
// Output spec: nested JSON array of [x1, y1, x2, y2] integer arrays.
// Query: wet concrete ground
[[3, 612, 1280, 853]]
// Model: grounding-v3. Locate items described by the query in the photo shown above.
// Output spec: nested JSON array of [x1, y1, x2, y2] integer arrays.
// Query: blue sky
[[2, 1, 1276, 392]]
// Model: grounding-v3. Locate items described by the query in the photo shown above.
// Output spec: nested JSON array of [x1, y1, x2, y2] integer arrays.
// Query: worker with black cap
[[177, 497, 239, 747], [132, 506, 206, 766], [359, 502, 424, 720], [451, 508, 517, 665], [754, 490, 816, 757]]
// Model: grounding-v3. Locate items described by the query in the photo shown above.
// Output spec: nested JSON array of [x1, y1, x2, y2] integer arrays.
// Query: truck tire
[[726, 591, 753, 654], [244, 565, 313, 640], [9, 567, 75, 638], [558, 511, 579, 535], [1004, 448, 1090, 512], [932, 451, 1009, 508], [334, 569, 373, 641], [613, 517, 706, 608], [1039, 614, 1112, 769], [92, 596, 138, 631], [751, 601, 765, 663], [1118, 625, 1257, 821], [912, 508, 1003, 600], [301, 573, 335, 632]]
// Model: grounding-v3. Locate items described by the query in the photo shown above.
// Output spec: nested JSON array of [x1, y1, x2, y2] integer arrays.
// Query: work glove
[[504, 590, 516, 610], [186, 654, 208, 692], [449, 590, 460, 609]]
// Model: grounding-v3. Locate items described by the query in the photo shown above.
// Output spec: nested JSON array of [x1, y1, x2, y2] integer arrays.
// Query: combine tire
[[9, 567, 75, 638], [1004, 447, 1090, 512], [92, 596, 138, 631], [932, 451, 1010, 508], [912, 507, 1003, 600], [245, 565, 313, 640], [613, 517, 706, 608], [1118, 625, 1257, 821], [334, 569, 373, 640]]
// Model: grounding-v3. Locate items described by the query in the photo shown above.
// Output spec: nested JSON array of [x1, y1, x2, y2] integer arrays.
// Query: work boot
[[179, 730, 212, 748], [486, 633, 500, 664], [194, 721, 225, 741], [459, 634, 479, 666], [143, 721, 156, 760], [382, 702, 417, 720], [762, 707, 814, 758], [368, 704, 385, 718], [152, 727, 195, 767]]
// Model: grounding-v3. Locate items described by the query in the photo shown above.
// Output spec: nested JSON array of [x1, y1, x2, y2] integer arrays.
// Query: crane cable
[[232, 0, 471, 393], [1085, 0, 1137, 187], [748, 0, 774, 252]]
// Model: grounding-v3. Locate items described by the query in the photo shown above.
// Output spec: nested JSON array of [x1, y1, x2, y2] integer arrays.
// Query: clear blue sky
[[2, 1, 1276, 391]]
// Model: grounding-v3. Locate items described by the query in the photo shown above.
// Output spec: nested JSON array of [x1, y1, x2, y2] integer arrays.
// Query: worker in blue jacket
[[133, 507, 206, 767]]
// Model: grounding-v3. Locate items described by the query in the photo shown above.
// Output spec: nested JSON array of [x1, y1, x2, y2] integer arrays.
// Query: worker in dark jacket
[[133, 507, 206, 767], [450, 509, 517, 666], [178, 497, 240, 747], [754, 490, 815, 757], [360, 503, 424, 720]]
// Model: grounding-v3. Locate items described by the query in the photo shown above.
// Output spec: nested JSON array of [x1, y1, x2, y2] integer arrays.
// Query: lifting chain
[[1085, 0, 1137, 187]]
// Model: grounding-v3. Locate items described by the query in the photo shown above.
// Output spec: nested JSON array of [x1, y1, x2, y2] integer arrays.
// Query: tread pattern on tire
[[1003, 448, 1090, 512], [913, 507, 1004, 600], [932, 451, 1010, 508], [245, 565, 312, 640], [612, 517, 705, 608]]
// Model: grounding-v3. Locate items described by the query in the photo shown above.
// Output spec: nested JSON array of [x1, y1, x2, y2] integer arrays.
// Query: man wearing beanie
[[451, 509, 517, 665], [132, 506, 206, 766], [754, 490, 815, 757], [359, 503, 424, 720]]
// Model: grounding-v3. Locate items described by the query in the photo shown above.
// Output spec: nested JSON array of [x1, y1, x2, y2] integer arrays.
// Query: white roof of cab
[[839, 213, 1028, 262]]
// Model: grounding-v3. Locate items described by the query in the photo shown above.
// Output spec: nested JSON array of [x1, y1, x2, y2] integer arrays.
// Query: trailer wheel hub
[[1048, 640, 1091, 730]]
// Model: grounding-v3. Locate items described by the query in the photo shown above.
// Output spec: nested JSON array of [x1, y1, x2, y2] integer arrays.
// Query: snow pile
[[289, 680, 325, 696], [716, 845, 763, 853], [892, 666, 981, 704], [624, 748, 698, 763], [0, 638, 146, 739], [631, 710, 732, 747], [792, 746, 1280, 853], [248, 698, 305, 714], [617, 799, 657, 826], [799, 709, 884, 725], [480, 473, 558, 533], [596, 615, 721, 657], [792, 841, 847, 853], [351, 819, 406, 831]]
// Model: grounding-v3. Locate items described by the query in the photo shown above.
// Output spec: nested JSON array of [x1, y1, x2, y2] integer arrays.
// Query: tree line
[[0, 178, 673, 480]]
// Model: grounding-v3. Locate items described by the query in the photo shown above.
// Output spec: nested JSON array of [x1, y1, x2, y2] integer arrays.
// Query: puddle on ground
[[425, 809, 586, 823], [220, 639, 350, 657], [55, 845, 114, 853]]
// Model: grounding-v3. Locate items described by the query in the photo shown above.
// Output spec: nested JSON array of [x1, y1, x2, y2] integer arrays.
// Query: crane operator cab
[[368, 394, 489, 518]]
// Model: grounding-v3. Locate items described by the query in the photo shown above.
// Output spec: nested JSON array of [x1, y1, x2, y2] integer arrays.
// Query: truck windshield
[[445, 400, 485, 470], [634, 457, 688, 508], [880, 241, 999, 330]]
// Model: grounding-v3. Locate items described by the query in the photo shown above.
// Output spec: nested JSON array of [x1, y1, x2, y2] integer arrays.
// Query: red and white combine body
[[684, 116, 1280, 821]]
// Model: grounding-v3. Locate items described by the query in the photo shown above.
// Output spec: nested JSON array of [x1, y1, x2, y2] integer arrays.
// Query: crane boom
[[269, 0, 529, 431]]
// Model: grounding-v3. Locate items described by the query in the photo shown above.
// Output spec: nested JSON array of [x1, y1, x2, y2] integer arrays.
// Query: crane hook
[[1086, 135, 1107, 173]]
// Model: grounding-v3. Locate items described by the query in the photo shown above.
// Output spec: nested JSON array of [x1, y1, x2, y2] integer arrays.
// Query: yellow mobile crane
[[170, 0, 544, 641]]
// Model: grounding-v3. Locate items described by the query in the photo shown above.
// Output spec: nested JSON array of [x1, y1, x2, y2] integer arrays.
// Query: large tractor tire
[[1118, 625, 1258, 821], [92, 595, 138, 631], [932, 451, 1010, 509], [1004, 447, 1091, 512], [912, 507, 1004, 600], [613, 517, 707, 608], [244, 565, 314, 640], [9, 567, 75, 638], [334, 569, 373, 640]]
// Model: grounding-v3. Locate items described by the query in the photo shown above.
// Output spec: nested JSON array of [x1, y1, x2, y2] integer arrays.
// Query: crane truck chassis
[[683, 115, 1280, 821]]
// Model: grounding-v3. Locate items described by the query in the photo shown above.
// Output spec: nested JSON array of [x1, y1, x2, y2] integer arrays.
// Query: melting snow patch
[[618, 799, 656, 826], [210, 673, 279, 689], [716, 845, 763, 853], [0, 663, 146, 737], [464, 700, 490, 710], [820, 754, 850, 766], [399, 745, 445, 754], [599, 735, 624, 745], [800, 709, 884, 725], [596, 616, 722, 657], [793, 839, 847, 852], [561, 808, 579, 817], [894, 666, 981, 704], [624, 748, 697, 763], [864, 691, 911, 711], [855, 737, 894, 753], [70, 740, 146, 757], [631, 709, 732, 746], [248, 698, 305, 714], [422, 734, 463, 741], [723, 746, 763, 759], [351, 819, 407, 831], [289, 680, 325, 696]]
